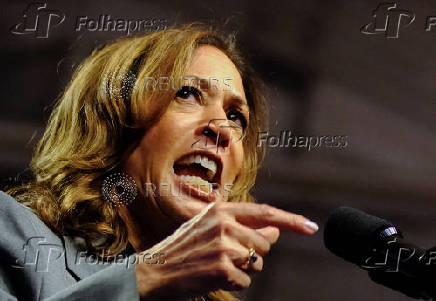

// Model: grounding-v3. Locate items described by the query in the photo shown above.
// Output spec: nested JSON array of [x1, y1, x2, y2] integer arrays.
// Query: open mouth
[[173, 151, 223, 198]]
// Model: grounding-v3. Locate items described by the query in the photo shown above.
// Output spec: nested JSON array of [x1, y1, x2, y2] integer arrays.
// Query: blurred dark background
[[1, 0, 435, 300]]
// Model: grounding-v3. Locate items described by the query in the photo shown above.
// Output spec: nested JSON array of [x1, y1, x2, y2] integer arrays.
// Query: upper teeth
[[177, 154, 217, 179]]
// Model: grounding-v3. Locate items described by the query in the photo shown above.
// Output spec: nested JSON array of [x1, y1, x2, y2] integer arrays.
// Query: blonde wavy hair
[[7, 23, 268, 301]]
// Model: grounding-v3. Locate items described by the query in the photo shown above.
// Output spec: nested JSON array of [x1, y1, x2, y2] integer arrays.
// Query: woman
[[2, 23, 319, 300]]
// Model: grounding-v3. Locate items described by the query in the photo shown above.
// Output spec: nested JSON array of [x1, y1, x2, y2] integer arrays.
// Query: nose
[[194, 118, 232, 151]]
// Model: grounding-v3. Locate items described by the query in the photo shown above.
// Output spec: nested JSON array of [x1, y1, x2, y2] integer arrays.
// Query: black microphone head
[[324, 206, 395, 265]]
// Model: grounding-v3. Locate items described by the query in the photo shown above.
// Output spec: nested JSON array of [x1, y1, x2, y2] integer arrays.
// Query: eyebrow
[[183, 74, 249, 107], [229, 97, 249, 109]]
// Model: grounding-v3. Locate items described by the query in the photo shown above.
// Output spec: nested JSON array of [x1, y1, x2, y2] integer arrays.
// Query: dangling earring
[[101, 172, 138, 207]]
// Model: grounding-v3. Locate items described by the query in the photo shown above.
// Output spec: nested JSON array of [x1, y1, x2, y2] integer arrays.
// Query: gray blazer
[[0, 191, 140, 301]]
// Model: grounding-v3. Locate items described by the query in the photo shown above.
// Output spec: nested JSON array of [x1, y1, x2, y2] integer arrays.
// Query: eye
[[174, 86, 202, 102], [227, 110, 248, 130]]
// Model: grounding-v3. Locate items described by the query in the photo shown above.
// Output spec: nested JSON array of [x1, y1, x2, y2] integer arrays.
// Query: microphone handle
[[363, 236, 436, 299]]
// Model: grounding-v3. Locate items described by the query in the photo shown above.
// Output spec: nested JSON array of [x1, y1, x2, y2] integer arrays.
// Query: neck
[[118, 202, 160, 253]]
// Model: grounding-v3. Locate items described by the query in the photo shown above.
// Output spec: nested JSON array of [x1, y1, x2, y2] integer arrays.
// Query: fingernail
[[304, 220, 319, 233]]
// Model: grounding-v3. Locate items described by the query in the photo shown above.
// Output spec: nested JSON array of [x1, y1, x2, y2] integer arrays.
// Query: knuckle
[[219, 219, 233, 233], [213, 239, 228, 253], [208, 249, 229, 266], [238, 276, 251, 289], [212, 261, 251, 290], [209, 224, 222, 238], [244, 279, 252, 289], [214, 210, 227, 223], [262, 242, 271, 254], [259, 204, 274, 217], [274, 227, 281, 237], [211, 217, 233, 236], [210, 201, 226, 214], [293, 214, 304, 225], [212, 240, 238, 259], [213, 261, 232, 279]]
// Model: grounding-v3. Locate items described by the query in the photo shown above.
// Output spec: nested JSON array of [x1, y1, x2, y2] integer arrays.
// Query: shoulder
[[0, 190, 34, 215], [0, 190, 57, 240], [0, 192, 140, 300], [0, 190, 65, 269], [0, 191, 76, 299], [0, 190, 133, 275]]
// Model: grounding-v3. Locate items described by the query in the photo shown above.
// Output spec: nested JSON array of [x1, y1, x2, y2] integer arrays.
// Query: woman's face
[[124, 45, 249, 226]]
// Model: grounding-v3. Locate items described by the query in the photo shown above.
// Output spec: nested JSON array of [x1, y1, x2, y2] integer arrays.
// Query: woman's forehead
[[187, 45, 246, 101]]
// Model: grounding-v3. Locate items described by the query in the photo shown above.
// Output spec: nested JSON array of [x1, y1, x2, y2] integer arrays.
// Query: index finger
[[218, 202, 319, 235]]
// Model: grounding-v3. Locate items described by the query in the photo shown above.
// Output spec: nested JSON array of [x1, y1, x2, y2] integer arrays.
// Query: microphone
[[324, 206, 436, 300]]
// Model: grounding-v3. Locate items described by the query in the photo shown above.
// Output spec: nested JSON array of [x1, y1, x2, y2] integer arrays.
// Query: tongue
[[174, 164, 210, 182]]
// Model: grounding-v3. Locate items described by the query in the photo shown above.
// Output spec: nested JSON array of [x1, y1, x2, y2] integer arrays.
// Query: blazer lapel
[[63, 235, 112, 280]]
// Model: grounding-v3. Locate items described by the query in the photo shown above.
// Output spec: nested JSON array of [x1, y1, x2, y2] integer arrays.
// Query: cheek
[[145, 122, 172, 147], [228, 141, 245, 177], [124, 118, 176, 173], [144, 114, 185, 150]]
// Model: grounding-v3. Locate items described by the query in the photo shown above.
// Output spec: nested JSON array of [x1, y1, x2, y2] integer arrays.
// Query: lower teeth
[[180, 175, 212, 194]]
